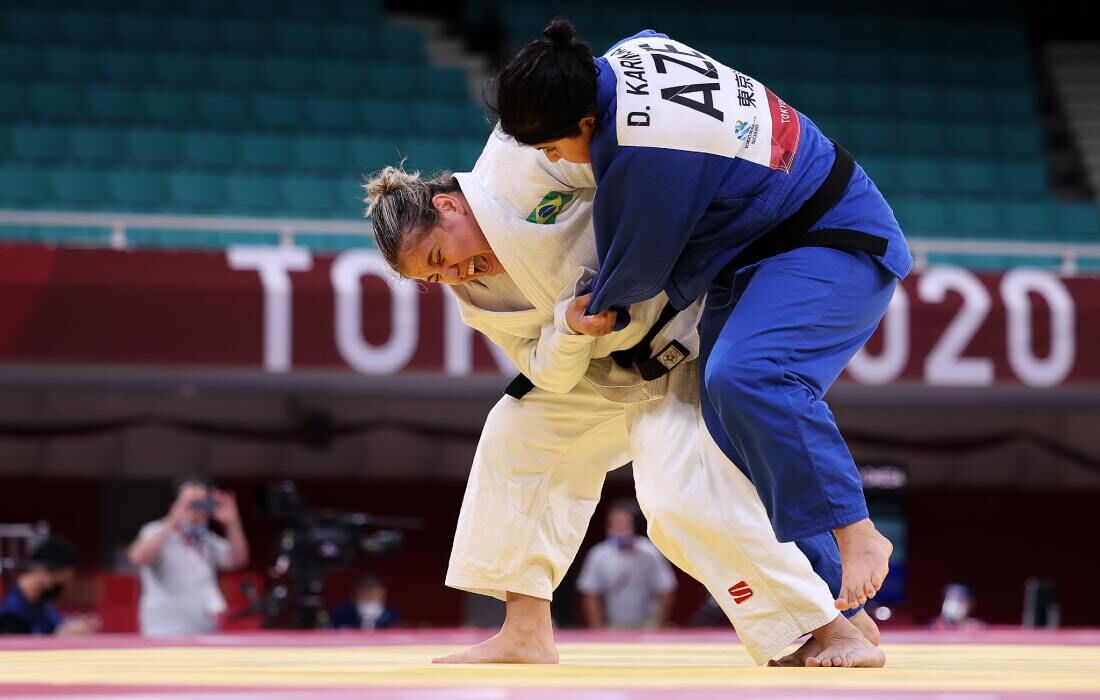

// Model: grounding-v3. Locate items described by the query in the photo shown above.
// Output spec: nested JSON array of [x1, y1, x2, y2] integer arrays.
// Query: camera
[[236, 481, 420, 629]]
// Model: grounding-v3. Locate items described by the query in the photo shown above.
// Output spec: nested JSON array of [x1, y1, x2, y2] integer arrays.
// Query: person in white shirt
[[127, 474, 249, 636], [578, 500, 676, 629]]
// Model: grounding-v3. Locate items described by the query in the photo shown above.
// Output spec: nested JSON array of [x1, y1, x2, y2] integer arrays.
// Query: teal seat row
[[860, 156, 1047, 198], [0, 8, 412, 60], [0, 83, 492, 136], [0, 224, 376, 251], [823, 119, 1043, 160], [891, 198, 1100, 242], [503, 5, 1027, 51], [0, 125, 487, 174], [0, 45, 466, 100]]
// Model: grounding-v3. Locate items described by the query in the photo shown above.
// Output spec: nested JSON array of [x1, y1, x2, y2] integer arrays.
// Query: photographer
[[128, 474, 249, 636]]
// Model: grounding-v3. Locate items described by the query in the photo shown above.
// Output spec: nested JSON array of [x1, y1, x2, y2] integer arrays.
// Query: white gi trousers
[[446, 361, 839, 665]]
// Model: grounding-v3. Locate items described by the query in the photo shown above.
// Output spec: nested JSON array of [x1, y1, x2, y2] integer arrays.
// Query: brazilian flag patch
[[526, 191, 575, 224]]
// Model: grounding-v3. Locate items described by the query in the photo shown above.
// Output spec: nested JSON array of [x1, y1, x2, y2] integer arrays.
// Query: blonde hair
[[363, 164, 461, 273]]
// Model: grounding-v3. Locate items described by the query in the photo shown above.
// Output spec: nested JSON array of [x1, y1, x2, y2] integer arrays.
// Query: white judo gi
[[442, 131, 839, 664]]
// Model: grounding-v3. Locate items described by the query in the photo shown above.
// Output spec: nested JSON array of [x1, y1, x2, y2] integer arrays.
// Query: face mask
[[609, 535, 633, 551], [358, 601, 384, 624], [41, 583, 65, 602]]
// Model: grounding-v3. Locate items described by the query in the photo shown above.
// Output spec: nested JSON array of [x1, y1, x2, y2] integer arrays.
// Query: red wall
[[2, 478, 1097, 631]]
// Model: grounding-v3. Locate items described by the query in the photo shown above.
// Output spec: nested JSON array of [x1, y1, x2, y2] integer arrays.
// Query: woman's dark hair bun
[[543, 18, 577, 47]]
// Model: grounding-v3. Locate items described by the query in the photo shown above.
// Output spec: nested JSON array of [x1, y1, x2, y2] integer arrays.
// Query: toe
[[863, 581, 877, 599], [805, 656, 822, 668]]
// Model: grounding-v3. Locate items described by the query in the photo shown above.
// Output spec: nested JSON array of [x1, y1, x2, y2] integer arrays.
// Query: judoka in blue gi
[[492, 20, 912, 665]]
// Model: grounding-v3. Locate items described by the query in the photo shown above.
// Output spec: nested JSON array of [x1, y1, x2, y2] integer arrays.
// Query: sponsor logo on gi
[[728, 580, 753, 604], [526, 191, 575, 225], [734, 120, 751, 140]]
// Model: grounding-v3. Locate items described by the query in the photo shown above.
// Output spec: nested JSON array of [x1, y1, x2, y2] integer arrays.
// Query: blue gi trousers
[[698, 246, 897, 605]]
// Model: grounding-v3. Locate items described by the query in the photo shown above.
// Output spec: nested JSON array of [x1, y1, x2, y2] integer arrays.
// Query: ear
[[432, 192, 461, 214], [579, 115, 597, 132]]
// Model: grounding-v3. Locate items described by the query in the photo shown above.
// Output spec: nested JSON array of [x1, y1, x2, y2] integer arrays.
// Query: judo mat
[[2, 628, 1099, 699]]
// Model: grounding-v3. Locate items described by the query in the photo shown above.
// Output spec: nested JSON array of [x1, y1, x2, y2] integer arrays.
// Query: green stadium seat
[[127, 130, 184, 166], [890, 197, 949, 237], [59, 10, 113, 45], [398, 139, 460, 174], [424, 67, 470, 100], [323, 26, 371, 59], [843, 83, 891, 117], [859, 156, 897, 194], [360, 98, 414, 134], [45, 47, 99, 82], [997, 125, 1043, 158], [99, 49, 154, 84], [305, 96, 359, 131], [109, 170, 169, 209], [168, 17, 219, 51], [843, 120, 892, 156], [293, 136, 347, 171], [87, 86, 143, 123], [226, 174, 286, 214], [154, 52, 207, 87], [837, 49, 889, 82], [70, 127, 127, 164], [314, 60, 363, 94], [206, 55, 264, 91], [1051, 203, 1100, 242], [893, 85, 939, 120], [366, 63, 421, 96], [182, 131, 240, 168], [273, 23, 324, 54], [11, 126, 70, 162], [943, 87, 988, 119], [0, 83, 29, 119], [143, 88, 199, 126], [889, 51, 935, 83], [252, 94, 307, 130], [0, 166, 52, 206], [790, 82, 840, 117], [282, 175, 342, 216], [903, 122, 943, 155], [999, 162, 1047, 197], [112, 13, 164, 49], [51, 168, 113, 209], [1001, 202, 1051, 239], [263, 57, 315, 91], [198, 92, 252, 128], [896, 157, 946, 195], [0, 45, 39, 81], [378, 27, 425, 61], [947, 200, 1004, 238], [351, 137, 400, 171], [945, 124, 995, 158], [3, 8, 54, 43], [239, 133, 294, 170], [217, 18, 271, 53], [31, 84, 87, 121], [413, 102, 471, 137], [168, 172, 227, 211], [945, 160, 998, 197], [215, 18, 271, 53]]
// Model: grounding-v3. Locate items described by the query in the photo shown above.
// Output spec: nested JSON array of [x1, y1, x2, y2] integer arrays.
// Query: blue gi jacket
[[585, 30, 913, 315]]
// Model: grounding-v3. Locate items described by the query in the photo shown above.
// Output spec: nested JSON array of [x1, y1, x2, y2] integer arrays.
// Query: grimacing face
[[398, 192, 503, 285], [533, 115, 596, 164]]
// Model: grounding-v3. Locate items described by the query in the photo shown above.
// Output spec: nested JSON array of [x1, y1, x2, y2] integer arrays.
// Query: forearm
[[656, 592, 674, 628], [223, 520, 250, 569], [128, 523, 173, 567], [582, 594, 605, 629]]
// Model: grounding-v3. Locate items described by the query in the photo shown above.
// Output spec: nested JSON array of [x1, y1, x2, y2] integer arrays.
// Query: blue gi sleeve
[[586, 145, 733, 314]]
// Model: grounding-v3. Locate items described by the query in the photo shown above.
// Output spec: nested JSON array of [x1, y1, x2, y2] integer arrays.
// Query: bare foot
[[432, 627, 559, 664], [804, 613, 885, 668], [768, 609, 880, 667], [833, 518, 893, 611]]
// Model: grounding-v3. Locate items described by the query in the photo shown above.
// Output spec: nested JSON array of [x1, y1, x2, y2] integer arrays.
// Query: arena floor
[[2, 628, 1099, 699]]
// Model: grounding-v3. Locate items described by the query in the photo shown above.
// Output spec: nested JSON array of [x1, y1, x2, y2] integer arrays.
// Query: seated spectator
[[330, 575, 399, 630], [577, 500, 677, 629], [128, 474, 249, 636], [0, 535, 99, 635]]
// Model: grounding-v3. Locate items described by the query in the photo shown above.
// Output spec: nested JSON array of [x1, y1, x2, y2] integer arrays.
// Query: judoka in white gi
[[362, 132, 883, 668]]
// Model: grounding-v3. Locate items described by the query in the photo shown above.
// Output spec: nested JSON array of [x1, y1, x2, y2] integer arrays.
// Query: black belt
[[507, 142, 887, 401]]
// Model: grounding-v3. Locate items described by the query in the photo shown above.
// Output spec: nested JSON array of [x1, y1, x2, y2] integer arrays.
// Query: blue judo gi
[[583, 31, 913, 603]]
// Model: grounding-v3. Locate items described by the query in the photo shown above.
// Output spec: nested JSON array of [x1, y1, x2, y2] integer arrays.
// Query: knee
[[703, 358, 783, 413]]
